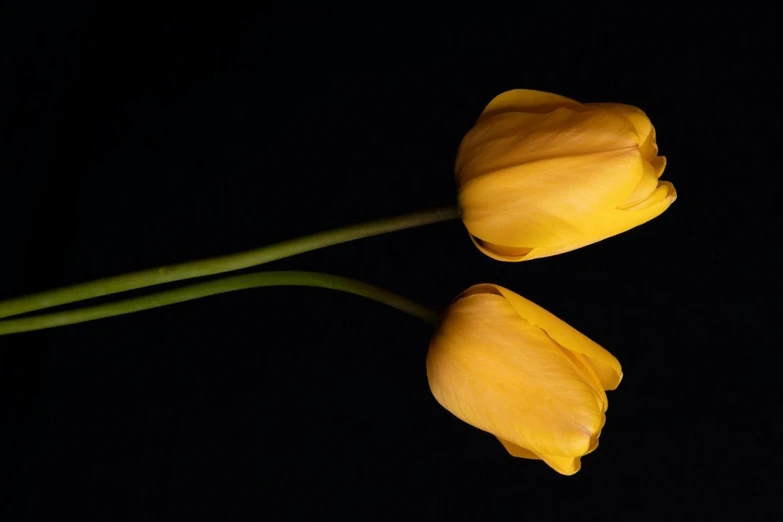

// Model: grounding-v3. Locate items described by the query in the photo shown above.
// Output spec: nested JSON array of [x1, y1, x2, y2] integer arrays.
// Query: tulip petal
[[468, 235, 532, 262], [621, 180, 672, 210], [652, 155, 667, 178], [499, 437, 591, 476], [427, 292, 603, 457], [539, 454, 582, 476], [456, 108, 640, 185], [555, 345, 608, 412], [556, 181, 677, 259], [500, 433, 599, 464], [456, 282, 502, 300], [509, 180, 677, 264], [584, 421, 603, 456], [497, 438, 541, 459], [459, 147, 645, 249], [490, 285, 623, 391], [480, 89, 583, 119], [456, 90, 673, 263], [587, 102, 653, 146], [618, 159, 660, 209], [586, 103, 666, 176]]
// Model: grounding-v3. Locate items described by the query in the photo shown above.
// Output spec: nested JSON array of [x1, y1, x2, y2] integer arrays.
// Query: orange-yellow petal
[[586, 102, 664, 172], [584, 422, 603, 456], [456, 107, 639, 185], [499, 437, 594, 476], [479, 88, 583, 119], [467, 236, 532, 262], [490, 285, 623, 390], [427, 292, 604, 457], [466, 237, 552, 262], [459, 147, 645, 250], [538, 454, 582, 476], [618, 159, 661, 209], [621, 180, 674, 210], [555, 345, 608, 412], [455, 90, 675, 262], [497, 438, 541, 460], [651, 155, 667, 178], [586, 102, 653, 146], [507, 180, 677, 264]]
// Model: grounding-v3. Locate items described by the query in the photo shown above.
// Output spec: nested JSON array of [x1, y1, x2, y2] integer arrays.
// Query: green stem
[[0, 206, 460, 319], [0, 271, 441, 335]]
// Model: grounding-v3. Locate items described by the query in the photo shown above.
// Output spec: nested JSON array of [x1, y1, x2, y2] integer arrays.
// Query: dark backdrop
[[1, 5, 778, 521]]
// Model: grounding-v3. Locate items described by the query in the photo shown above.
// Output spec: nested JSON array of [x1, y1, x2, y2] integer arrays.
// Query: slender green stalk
[[0, 271, 441, 335], [0, 206, 460, 319]]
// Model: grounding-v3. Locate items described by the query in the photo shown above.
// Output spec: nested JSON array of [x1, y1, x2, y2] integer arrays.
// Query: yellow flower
[[426, 284, 622, 475], [456, 89, 676, 261]]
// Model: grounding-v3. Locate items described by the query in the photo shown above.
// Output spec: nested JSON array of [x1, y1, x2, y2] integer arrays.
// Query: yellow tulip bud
[[456, 89, 676, 261], [426, 284, 622, 475]]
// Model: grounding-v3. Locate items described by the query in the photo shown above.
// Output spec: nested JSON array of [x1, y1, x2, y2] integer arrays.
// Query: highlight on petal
[[618, 160, 661, 209], [584, 419, 603, 455], [588, 103, 666, 178], [559, 180, 675, 261], [555, 345, 608, 412], [459, 147, 645, 250], [510, 179, 677, 264], [621, 180, 676, 211], [456, 107, 639, 185], [490, 285, 623, 390]]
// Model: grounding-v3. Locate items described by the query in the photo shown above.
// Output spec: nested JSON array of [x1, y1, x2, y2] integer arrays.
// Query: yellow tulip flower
[[457, 89, 676, 261], [426, 284, 622, 475]]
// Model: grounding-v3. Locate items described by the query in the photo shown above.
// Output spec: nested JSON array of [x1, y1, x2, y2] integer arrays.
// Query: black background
[[1, 5, 778, 521]]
